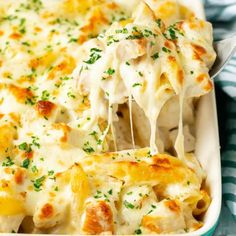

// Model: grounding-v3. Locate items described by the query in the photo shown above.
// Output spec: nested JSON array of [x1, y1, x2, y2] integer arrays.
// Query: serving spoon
[[210, 35, 236, 79]]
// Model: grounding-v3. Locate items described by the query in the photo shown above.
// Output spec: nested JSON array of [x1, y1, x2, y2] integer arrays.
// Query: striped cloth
[[203, 0, 236, 220]]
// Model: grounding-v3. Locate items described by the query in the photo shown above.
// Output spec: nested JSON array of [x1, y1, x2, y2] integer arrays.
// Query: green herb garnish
[[124, 200, 135, 209]]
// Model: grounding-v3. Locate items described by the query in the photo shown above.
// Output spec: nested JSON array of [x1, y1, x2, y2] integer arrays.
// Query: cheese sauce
[[0, 0, 215, 234]]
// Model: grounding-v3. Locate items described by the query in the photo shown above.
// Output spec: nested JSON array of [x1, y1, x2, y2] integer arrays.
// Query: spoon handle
[[210, 35, 236, 79]]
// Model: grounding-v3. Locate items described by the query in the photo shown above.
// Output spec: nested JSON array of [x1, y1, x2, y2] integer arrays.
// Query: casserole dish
[[164, 1, 222, 235], [0, 0, 221, 235]]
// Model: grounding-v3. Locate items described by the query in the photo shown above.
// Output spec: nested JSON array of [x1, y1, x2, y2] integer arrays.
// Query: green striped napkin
[[204, 0, 236, 220]]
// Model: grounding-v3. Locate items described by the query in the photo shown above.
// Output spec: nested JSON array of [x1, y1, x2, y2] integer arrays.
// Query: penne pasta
[[0, 0, 216, 234]]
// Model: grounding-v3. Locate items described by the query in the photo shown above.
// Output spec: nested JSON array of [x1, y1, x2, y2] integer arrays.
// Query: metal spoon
[[210, 35, 236, 79]]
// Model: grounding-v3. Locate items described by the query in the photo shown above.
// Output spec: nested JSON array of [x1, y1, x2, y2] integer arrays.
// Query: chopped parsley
[[151, 52, 159, 60], [107, 35, 120, 46], [60, 76, 72, 81], [25, 97, 36, 106], [90, 131, 103, 145], [103, 193, 110, 202], [165, 24, 184, 40], [147, 151, 152, 158], [51, 17, 79, 27], [68, 37, 78, 43], [48, 170, 54, 176], [94, 190, 102, 199], [168, 27, 177, 40], [2, 15, 18, 22], [162, 47, 171, 53], [138, 72, 143, 77], [22, 41, 31, 47], [90, 48, 102, 53], [126, 33, 143, 40], [83, 147, 94, 153], [115, 28, 128, 34], [124, 200, 135, 209], [19, 27, 26, 34], [105, 68, 115, 75], [18, 142, 27, 151], [150, 42, 155, 47], [18, 18, 26, 34], [31, 136, 40, 149], [41, 90, 50, 101], [89, 131, 97, 136], [33, 175, 45, 191], [44, 44, 52, 51], [143, 29, 157, 38], [97, 139, 102, 145], [134, 229, 142, 235], [22, 158, 30, 169], [18, 142, 32, 152], [132, 83, 142, 88], [93, 190, 111, 202], [2, 157, 14, 167], [147, 209, 153, 214], [31, 165, 38, 173], [67, 91, 76, 99], [84, 48, 102, 64], [156, 19, 162, 28], [125, 26, 145, 40], [84, 53, 101, 64], [83, 141, 95, 153], [20, 0, 43, 13]]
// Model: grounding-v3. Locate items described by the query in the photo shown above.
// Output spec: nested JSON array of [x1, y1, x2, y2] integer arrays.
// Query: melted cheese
[[74, 2, 215, 155], [0, 0, 215, 234]]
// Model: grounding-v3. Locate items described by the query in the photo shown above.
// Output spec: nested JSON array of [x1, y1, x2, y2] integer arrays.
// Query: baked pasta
[[0, 0, 216, 234]]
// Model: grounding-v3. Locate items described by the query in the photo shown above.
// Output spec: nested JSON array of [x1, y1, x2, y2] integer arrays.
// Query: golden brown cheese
[[0, 0, 215, 234], [82, 201, 114, 234]]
